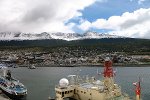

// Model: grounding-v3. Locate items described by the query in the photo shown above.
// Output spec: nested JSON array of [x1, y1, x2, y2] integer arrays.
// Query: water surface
[[10, 67, 150, 100]]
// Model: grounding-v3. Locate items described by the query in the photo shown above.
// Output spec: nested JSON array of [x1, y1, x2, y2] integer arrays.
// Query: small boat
[[28, 64, 36, 69], [0, 69, 27, 99], [0, 63, 7, 69]]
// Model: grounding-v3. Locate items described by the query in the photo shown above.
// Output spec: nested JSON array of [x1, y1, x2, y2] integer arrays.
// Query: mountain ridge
[[0, 32, 124, 41]]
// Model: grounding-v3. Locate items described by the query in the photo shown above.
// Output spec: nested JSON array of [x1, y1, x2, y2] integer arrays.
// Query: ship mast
[[103, 58, 113, 78], [134, 78, 141, 100], [103, 57, 114, 92]]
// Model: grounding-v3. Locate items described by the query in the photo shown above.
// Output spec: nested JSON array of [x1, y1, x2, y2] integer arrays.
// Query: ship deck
[[79, 82, 104, 90]]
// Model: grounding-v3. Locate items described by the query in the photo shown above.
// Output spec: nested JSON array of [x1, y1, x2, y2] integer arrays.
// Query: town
[[0, 47, 149, 67]]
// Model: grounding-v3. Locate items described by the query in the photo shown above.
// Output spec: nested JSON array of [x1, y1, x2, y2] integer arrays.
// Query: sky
[[0, 0, 150, 39]]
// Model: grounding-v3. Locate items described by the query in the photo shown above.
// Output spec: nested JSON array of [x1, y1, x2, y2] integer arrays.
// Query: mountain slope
[[0, 32, 123, 41], [0, 37, 149, 54], [0, 32, 149, 53]]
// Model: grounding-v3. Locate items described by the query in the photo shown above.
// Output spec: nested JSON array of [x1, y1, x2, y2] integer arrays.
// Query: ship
[[51, 57, 141, 100], [0, 68, 27, 99]]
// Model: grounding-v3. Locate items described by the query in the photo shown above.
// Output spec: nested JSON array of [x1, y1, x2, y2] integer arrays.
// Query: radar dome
[[59, 78, 69, 87]]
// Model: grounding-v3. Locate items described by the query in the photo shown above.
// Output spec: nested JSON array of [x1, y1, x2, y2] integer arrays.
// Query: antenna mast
[[103, 59, 113, 78], [134, 77, 141, 100], [103, 57, 115, 91]]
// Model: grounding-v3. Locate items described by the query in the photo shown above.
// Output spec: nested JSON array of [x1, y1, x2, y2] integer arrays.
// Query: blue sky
[[75, 0, 150, 32], [0, 0, 150, 38], [74, 0, 150, 38], [82, 0, 149, 21]]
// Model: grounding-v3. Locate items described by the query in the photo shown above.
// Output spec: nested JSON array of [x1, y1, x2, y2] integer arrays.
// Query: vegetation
[[0, 38, 149, 54]]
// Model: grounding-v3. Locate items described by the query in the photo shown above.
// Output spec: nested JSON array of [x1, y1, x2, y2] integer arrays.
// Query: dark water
[[10, 67, 150, 100]]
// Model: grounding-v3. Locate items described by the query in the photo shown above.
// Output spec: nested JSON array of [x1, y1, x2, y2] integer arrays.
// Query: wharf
[[0, 90, 11, 100]]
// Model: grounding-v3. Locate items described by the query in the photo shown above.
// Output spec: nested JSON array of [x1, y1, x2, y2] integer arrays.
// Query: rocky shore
[[19, 62, 150, 67]]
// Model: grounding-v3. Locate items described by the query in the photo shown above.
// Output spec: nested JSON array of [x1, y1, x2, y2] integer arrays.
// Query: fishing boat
[[0, 68, 27, 99], [52, 57, 141, 100]]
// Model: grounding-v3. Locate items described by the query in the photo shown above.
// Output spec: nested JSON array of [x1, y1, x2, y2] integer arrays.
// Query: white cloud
[[79, 8, 150, 39], [0, 0, 102, 33], [78, 20, 92, 31], [138, 0, 145, 4]]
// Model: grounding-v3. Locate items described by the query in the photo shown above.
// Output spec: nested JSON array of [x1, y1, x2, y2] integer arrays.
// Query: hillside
[[0, 38, 149, 54]]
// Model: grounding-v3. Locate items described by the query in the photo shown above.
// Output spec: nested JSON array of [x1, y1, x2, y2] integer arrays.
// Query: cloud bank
[[0, 0, 150, 39], [79, 8, 150, 39], [0, 0, 100, 33]]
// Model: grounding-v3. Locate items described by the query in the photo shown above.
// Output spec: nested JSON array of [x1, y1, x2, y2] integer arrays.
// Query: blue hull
[[1, 88, 27, 100]]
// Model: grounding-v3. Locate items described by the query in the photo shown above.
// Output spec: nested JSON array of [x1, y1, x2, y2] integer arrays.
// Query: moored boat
[[52, 57, 142, 100], [28, 64, 36, 69], [0, 68, 27, 99]]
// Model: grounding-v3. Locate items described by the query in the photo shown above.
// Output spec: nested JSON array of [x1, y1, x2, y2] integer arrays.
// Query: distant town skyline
[[0, 0, 150, 39]]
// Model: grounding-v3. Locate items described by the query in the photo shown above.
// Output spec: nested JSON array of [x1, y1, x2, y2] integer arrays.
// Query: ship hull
[[0, 88, 27, 100]]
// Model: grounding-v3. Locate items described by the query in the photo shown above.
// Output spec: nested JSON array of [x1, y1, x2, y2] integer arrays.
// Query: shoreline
[[19, 63, 150, 67]]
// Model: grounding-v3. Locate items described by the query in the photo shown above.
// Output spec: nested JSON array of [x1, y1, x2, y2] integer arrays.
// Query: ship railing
[[55, 85, 75, 90], [55, 84, 75, 88]]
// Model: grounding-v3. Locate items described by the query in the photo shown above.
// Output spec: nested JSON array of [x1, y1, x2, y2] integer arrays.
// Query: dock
[[0, 90, 11, 100]]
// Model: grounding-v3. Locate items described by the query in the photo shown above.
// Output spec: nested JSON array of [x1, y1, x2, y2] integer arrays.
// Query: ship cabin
[[55, 85, 75, 99]]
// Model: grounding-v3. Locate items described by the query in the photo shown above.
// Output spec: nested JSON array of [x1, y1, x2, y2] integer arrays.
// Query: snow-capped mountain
[[50, 32, 82, 40], [0, 32, 52, 40], [82, 32, 120, 39], [0, 32, 123, 41]]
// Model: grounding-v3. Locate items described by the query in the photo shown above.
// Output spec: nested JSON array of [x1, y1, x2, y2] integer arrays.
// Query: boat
[[0, 68, 27, 99], [0, 63, 7, 69], [28, 64, 36, 69], [52, 57, 141, 100]]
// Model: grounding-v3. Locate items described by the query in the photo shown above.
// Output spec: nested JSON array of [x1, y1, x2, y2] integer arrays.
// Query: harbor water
[[9, 66, 150, 100]]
